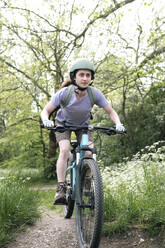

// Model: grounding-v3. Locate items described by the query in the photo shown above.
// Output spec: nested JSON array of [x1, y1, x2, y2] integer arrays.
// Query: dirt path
[[7, 208, 78, 248], [7, 207, 164, 248], [6, 186, 164, 248]]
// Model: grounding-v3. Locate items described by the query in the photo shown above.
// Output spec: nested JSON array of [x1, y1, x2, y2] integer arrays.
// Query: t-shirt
[[51, 86, 109, 125]]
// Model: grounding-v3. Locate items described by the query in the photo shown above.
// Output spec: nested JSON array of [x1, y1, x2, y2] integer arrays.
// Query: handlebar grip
[[40, 123, 55, 129], [40, 124, 66, 133], [104, 128, 127, 135]]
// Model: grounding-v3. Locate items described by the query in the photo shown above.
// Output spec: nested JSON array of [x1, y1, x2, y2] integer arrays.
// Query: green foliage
[[102, 142, 165, 235], [0, 120, 44, 165], [42, 157, 58, 180], [125, 82, 165, 157], [0, 175, 40, 246], [0, 0, 165, 179], [92, 79, 165, 165], [92, 107, 126, 165]]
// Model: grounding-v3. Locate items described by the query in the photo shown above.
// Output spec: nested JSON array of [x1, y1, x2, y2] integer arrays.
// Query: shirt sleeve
[[50, 88, 68, 107], [93, 87, 109, 108]]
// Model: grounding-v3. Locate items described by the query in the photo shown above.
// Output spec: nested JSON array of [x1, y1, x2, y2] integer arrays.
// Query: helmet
[[70, 59, 95, 80]]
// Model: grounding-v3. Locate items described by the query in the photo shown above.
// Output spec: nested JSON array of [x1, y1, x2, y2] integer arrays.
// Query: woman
[[41, 58, 125, 204]]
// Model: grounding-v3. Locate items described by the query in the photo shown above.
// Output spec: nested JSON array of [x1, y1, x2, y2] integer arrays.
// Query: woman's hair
[[59, 78, 72, 90]]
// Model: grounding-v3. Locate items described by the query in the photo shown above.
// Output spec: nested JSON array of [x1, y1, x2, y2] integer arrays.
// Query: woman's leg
[[56, 139, 70, 182], [54, 139, 70, 204]]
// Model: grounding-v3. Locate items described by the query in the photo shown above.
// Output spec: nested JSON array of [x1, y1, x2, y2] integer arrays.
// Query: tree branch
[[74, 0, 136, 45], [0, 57, 51, 98], [138, 46, 165, 68], [9, 117, 39, 127]]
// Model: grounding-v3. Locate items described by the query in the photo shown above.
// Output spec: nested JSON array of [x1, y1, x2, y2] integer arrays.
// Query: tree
[[0, 0, 137, 176], [91, 8, 165, 161]]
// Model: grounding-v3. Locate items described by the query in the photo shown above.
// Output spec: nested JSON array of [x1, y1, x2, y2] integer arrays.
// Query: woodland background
[[0, 0, 164, 178]]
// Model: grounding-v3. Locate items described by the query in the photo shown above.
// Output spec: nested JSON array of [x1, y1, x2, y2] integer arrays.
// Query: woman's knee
[[85, 151, 92, 157], [59, 140, 70, 157], [60, 146, 70, 156], [85, 143, 94, 157]]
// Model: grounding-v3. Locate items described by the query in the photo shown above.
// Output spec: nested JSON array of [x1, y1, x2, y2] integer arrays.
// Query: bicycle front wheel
[[75, 158, 104, 248]]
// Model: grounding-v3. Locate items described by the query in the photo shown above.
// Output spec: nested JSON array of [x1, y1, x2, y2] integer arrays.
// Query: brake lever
[[115, 130, 127, 135], [104, 129, 116, 135]]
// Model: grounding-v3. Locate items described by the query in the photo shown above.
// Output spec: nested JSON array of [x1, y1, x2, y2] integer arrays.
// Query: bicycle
[[42, 123, 125, 248]]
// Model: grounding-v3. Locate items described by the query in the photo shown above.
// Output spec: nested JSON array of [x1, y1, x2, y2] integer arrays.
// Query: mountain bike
[[42, 124, 125, 248]]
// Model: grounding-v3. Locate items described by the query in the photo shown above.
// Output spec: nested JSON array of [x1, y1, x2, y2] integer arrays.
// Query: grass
[[0, 168, 43, 183], [0, 175, 41, 246], [0, 167, 62, 246], [37, 189, 62, 214], [102, 141, 165, 235], [38, 189, 55, 207]]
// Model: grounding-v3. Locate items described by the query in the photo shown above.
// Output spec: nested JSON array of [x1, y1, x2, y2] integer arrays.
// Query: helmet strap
[[72, 80, 88, 91], [77, 85, 88, 91]]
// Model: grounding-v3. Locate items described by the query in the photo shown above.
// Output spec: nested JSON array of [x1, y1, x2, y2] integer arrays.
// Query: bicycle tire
[[63, 166, 75, 218], [75, 158, 104, 248]]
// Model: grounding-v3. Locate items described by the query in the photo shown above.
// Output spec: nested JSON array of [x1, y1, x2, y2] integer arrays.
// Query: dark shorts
[[55, 120, 93, 144]]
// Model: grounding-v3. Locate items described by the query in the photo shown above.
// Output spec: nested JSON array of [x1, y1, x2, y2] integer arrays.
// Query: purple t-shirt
[[51, 86, 109, 125]]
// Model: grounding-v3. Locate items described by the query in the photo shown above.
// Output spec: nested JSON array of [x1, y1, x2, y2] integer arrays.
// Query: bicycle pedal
[[53, 200, 68, 205], [54, 202, 67, 205]]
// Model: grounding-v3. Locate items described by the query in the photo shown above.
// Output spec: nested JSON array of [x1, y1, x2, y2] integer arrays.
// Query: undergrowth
[[0, 175, 40, 246], [102, 141, 165, 236]]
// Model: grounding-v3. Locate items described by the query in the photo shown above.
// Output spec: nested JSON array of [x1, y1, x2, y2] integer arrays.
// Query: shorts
[[55, 120, 93, 144]]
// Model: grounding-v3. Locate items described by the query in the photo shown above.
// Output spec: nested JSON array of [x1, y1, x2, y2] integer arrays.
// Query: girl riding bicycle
[[41, 58, 125, 204]]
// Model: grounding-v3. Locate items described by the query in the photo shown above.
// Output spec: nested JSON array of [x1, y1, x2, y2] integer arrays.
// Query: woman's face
[[74, 69, 92, 89]]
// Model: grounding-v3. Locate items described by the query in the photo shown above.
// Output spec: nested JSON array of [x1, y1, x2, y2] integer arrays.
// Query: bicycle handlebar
[[40, 124, 126, 136]]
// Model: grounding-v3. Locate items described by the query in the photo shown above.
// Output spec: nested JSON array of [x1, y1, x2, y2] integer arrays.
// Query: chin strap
[[72, 80, 88, 91]]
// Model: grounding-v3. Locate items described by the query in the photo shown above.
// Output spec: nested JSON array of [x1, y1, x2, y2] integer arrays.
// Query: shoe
[[53, 182, 67, 205]]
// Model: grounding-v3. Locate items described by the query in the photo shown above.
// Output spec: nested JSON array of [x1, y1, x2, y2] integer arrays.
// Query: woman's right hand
[[43, 120, 54, 128]]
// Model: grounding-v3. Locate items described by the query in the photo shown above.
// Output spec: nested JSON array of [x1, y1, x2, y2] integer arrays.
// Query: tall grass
[[0, 175, 40, 246], [102, 141, 165, 235], [0, 168, 43, 183]]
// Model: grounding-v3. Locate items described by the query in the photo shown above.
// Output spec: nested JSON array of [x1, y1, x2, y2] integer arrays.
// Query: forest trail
[[6, 186, 163, 248]]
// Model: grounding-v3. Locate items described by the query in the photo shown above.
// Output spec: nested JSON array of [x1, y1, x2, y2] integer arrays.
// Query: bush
[[0, 175, 40, 246], [102, 142, 165, 235]]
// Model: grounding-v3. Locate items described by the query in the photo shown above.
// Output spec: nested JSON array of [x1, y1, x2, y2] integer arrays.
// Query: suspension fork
[[75, 147, 97, 206], [75, 146, 82, 206], [76, 133, 97, 205]]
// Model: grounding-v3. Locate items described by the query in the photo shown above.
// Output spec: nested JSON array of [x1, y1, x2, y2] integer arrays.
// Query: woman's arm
[[103, 104, 122, 125], [41, 102, 56, 121]]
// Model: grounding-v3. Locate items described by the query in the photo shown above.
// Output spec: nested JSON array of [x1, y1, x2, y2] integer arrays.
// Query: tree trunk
[[45, 130, 58, 179]]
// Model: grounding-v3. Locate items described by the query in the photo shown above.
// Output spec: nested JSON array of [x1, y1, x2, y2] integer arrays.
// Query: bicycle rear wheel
[[63, 168, 75, 218], [75, 158, 104, 248]]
